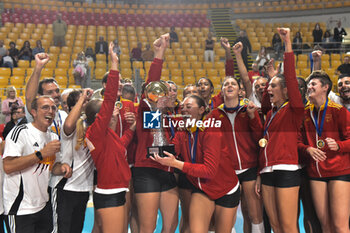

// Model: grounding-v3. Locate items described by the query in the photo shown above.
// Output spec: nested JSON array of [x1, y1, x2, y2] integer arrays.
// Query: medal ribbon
[[263, 102, 288, 137], [53, 112, 62, 140], [188, 129, 199, 163], [312, 98, 328, 138]]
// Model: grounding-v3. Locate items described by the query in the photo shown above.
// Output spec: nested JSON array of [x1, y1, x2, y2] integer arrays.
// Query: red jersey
[[298, 100, 350, 178], [86, 70, 133, 190]]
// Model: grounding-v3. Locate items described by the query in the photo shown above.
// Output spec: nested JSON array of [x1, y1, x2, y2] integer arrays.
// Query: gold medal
[[317, 139, 325, 149], [115, 101, 123, 109], [243, 98, 250, 105], [259, 138, 268, 148]]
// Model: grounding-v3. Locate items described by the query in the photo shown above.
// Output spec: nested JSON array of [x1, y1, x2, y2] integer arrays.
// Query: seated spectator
[[85, 47, 95, 62], [32, 40, 45, 56], [256, 46, 270, 70], [141, 44, 154, 62], [169, 26, 178, 47], [2, 106, 27, 139], [18, 40, 32, 61], [204, 32, 215, 62], [322, 30, 334, 53], [130, 42, 142, 61], [1, 51, 15, 69], [312, 23, 323, 46], [0, 40, 7, 61], [336, 55, 350, 75], [113, 39, 121, 59], [333, 21, 347, 53], [272, 33, 282, 60], [1, 86, 24, 124], [292, 31, 303, 55], [73, 52, 91, 88], [248, 62, 264, 82], [95, 36, 108, 62], [8, 42, 19, 67]]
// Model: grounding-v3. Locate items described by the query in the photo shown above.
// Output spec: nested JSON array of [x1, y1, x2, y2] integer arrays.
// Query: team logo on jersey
[[33, 142, 39, 147], [143, 110, 161, 129]]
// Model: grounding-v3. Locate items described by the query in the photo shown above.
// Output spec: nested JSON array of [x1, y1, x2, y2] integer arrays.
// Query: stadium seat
[[0, 68, 11, 77], [55, 76, 68, 87], [183, 76, 196, 85], [12, 68, 26, 76], [0, 76, 9, 87], [17, 60, 30, 68], [10, 76, 25, 86], [57, 60, 70, 69], [171, 76, 183, 86], [94, 68, 107, 80]]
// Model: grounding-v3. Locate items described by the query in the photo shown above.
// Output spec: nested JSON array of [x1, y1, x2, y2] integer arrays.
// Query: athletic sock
[[251, 222, 265, 233]]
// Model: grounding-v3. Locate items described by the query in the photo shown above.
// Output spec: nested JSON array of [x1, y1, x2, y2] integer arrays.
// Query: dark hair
[[9, 41, 15, 46], [67, 90, 82, 112], [275, 74, 287, 88], [338, 74, 349, 81], [31, 96, 52, 110], [101, 71, 109, 84], [297, 77, 306, 88], [122, 84, 136, 98], [222, 76, 241, 90], [85, 99, 102, 126], [307, 70, 332, 95], [183, 84, 197, 97], [186, 95, 209, 118], [38, 78, 58, 95], [196, 77, 214, 96]]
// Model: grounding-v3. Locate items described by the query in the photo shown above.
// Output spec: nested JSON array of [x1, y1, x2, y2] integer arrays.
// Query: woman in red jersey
[[152, 94, 240, 233], [256, 28, 304, 233]]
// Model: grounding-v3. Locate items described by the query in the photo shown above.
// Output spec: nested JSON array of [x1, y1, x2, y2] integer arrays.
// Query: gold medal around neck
[[317, 139, 325, 149], [243, 98, 250, 105], [115, 101, 123, 109], [259, 138, 268, 148]]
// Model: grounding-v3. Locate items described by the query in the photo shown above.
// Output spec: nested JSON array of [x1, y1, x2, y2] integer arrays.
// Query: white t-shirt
[[329, 91, 350, 112], [50, 129, 94, 192], [3, 123, 59, 215]]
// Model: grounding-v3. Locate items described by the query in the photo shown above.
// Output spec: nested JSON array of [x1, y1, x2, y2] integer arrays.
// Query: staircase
[[210, 8, 253, 76]]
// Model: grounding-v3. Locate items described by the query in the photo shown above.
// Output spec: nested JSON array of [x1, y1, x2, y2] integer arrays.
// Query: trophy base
[[147, 144, 175, 158]]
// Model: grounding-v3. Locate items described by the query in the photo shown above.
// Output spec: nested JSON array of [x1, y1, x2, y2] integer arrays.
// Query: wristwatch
[[35, 151, 43, 161]]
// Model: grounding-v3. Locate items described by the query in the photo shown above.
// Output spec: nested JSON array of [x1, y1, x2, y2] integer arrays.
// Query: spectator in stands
[[336, 55, 350, 75], [130, 42, 143, 69], [113, 39, 121, 59], [235, 30, 252, 70], [0, 40, 7, 61], [322, 30, 334, 53], [18, 40, 32, 61], [8, 42, 19, 67], [272, 33, 282, 60], [1, 86, 24, 124], [312, 23, 323, 46], [122, 84, 136, 102], [85, 47, 95, 63], [169, 26, 178, 47], [32, 40, 45, 56], [256, 46, 270, 71], [2, 106, 27, 140], [1, 51, 15, 69], [204, 32, 215, 62], [333, 20, 347, 53], [2, 96, 72, 233], [141, 44, 154, 62], [248, 62, 264, 82], [52, 13, 67, 47], [73, 52, 91, 88], [292, 31, 303, 55], [95, 36, 108, 62]]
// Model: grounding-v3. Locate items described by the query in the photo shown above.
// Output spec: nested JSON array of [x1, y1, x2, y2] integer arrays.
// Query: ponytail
[[75, 114, 87, 151]]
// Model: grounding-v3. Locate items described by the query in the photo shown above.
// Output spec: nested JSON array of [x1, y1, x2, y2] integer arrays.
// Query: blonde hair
[[6, 86, 17, 98], [75, 114, 87, 151]]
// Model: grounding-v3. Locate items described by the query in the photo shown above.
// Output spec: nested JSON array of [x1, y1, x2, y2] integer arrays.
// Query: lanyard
[[311, 98, 328, 137], [188, 129, 199, 163], [167, 116, 175, 139], [53, 111, 62, 140], [263, 102, 288, 136]]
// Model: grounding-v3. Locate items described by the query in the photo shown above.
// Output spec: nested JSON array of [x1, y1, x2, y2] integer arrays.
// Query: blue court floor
[[82, 203, 307, 233]]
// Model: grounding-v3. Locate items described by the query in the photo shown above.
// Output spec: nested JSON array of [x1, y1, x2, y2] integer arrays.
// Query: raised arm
[[25, 53, 50, 113], [146, 33, 169, 84], [63, 88, 92, 136], [312, 50, 322, 71], [232, 42, 252, 98], [278, 28, 303, 110], [221, 37, 235, 76]]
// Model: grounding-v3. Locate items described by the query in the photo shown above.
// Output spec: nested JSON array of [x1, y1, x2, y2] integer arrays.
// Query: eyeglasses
[[40, 105, 57, 112]]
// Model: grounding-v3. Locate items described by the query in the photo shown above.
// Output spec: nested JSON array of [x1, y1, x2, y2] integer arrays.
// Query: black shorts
[[309, 173, 350, 182], [237, 167, 258, 183], [177, 172, 193, 190], [5, 201, 53, 233], [132, 167, 177, 193], [261, 169, 301, 188], [192, 187, 241, 208], [93, 191, 126, 210]]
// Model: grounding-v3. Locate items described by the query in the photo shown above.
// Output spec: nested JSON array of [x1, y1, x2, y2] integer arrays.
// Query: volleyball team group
[[1, 27, 349, 233]]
